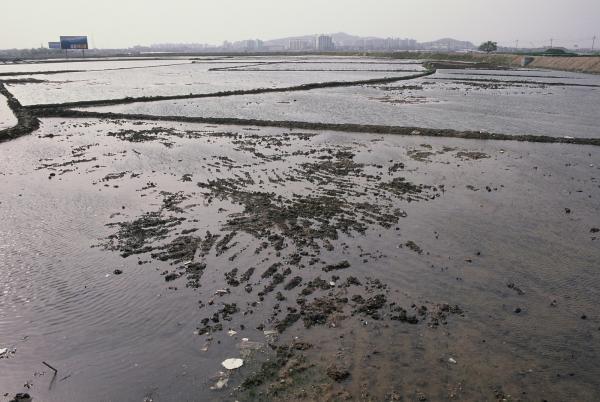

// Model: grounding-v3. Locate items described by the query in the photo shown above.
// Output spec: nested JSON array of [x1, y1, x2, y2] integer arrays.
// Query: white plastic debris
[[329, 281, 336, 287], [214, 289, 229, 296], [448, 357, 457, 364], [0, 348, 7, 357], [263, 330, 278, 336], [227, 330, 237, 337], [563, 136, 574, 139], [222, 358, 244, 370]]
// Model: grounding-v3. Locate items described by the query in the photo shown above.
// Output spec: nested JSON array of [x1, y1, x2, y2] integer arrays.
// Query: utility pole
[[593, 36, 597, 52], [515, 40, 519, 50], [550, 38, 553, 48]]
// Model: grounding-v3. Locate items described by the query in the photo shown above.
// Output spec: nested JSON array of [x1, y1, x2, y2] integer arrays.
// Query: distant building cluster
[[242, 39, 264, 51], [356, 38, 418, 51], [221, 39, 275, 52], [286, 35, 419, 52], [316, 35, 335, 51], [130, 35, 473, 54], [288, 39, 313, 51], [49, 34, 480, 56], [220, 35, 337, 52]]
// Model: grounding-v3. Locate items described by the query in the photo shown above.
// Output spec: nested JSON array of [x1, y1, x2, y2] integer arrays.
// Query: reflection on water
[[78, 66, 600, 139], [0, 117, 599, 401], [5, 57, 424, 106]]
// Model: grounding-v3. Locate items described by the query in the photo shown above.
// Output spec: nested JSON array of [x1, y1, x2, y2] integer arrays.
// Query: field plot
[[4, 57, 423, 106], [0, 56, 599, 402], [0, 93, 16, 129], [82, 67, 600, 138]]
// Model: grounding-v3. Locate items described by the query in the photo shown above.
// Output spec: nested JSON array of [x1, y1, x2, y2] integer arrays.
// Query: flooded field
[[2, 57, 425, 106], [0, 94, 16, 130], [81, 68, 600, 138], [0, 56, 599, 402]]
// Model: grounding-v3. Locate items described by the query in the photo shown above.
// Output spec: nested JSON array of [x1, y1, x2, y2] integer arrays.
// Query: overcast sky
[[2, 0, 599, 49]]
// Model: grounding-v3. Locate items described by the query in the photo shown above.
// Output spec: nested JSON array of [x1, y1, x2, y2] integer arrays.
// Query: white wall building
[[316, 35, 334, 51]]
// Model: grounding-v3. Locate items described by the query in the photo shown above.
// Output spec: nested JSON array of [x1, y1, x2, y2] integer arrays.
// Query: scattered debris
[[221, 358, 244, 370]]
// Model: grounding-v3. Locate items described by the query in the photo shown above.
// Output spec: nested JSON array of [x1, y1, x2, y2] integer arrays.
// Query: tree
[[479, 41, 498, 53]]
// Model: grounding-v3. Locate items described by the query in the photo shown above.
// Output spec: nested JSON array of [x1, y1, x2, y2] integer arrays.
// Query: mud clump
[[262, 263, 282, 279], [276, 312, 301, 333], [507, 282, 525, 295], [300, 295, 348, 328], [103, 212, 185, 258], [354, 294, 387, 319], [404, 240, 424, 254], [284, 276, 303, 291], [322, 260, 351, 272], [152, 235, 202, 264], [378, 178, 433, 201], [456, 151, 490, 160], [240, 344, 312, 391], [107, 127, 183, 147], [326, 364, 351, 382], [300, 277, 333, 296]]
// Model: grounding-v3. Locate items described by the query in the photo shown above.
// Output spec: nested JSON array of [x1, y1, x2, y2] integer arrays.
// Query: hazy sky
[[2, 0, 599, 49]]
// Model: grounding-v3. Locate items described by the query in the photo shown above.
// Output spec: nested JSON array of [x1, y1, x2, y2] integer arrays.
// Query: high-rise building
[[243, 39, 264, 51], [289, 39, 314, 51], [316, 35, 334, 51]]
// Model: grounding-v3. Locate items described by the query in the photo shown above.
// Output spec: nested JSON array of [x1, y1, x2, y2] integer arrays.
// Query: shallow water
[[83, 68, 600, 138], [0, 94, 16, 130], [2, 56, 423, 106], [0, 58, 193, 74], [1, 56, 600, 401], [6, 64, 414, 106], [1, 117, 599, 401]]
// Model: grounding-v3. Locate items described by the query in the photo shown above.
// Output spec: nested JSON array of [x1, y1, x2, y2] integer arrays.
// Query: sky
[[1, 0, 599, 49]]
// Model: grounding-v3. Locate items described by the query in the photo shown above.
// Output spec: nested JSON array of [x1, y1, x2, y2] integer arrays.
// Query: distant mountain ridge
[[420, 37, 477, 50], [262, 32, 475, 50]]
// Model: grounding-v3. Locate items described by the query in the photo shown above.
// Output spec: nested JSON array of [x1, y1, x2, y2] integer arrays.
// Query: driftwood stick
[[42, 361, 58, 373]]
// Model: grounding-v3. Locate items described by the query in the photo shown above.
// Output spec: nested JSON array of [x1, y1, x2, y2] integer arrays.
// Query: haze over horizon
[[1, 0, 599, 49]]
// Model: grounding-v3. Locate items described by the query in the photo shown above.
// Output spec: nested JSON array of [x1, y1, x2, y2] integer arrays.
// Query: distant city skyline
[[1, 0, 599, 50]]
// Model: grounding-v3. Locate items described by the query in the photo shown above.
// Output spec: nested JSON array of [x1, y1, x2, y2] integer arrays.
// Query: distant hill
[[420, 38, 476, 50]]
